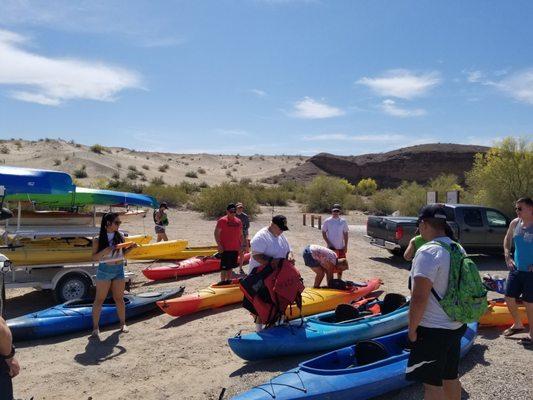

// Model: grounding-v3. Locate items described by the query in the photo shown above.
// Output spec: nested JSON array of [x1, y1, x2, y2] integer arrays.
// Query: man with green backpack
[[406, 204, 487, 400]]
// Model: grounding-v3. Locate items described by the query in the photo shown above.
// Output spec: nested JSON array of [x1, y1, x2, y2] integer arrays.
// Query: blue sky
[[0, 0, 532, 155]]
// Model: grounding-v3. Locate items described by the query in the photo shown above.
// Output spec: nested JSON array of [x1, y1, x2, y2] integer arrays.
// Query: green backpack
[[430, 240, 488, 323]]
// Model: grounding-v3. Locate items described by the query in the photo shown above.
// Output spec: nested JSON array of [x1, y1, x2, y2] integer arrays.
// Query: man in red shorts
[[214, 203, 243, 282]]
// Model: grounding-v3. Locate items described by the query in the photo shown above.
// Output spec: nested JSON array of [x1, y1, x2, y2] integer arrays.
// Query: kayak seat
[[381, 293, 407, 315], [334, 304, 360, 322], [354, 340, 389, 366]]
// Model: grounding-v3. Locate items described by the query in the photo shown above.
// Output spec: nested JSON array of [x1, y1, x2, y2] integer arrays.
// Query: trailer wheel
[[54, 273, 92, 303], [387, 248, 405, 258]]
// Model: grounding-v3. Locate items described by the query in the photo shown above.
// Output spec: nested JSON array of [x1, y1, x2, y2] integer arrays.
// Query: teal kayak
[[228, 294, 409, 361]]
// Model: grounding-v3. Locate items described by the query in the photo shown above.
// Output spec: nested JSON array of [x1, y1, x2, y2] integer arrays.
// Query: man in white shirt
[[248, 215, 293, 274], [321, 204, 349, 279], [406, 204, 467, 400]]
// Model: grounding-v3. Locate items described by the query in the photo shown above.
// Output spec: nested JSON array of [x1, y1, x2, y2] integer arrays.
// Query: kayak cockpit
[[63, 297, 132, 308]]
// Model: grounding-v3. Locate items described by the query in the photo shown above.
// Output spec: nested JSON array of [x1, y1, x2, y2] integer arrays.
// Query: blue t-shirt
[[513, 219, 533, 271]]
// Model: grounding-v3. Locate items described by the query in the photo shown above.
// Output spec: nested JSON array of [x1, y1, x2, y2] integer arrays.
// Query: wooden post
[[311, 215, 315, 228], [318, 216, 322, 230], [303, 213, 307, 226]]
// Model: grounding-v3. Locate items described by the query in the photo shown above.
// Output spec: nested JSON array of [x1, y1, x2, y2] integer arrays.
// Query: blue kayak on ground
[[8, 287, 184, 341], [231, 323, 477, 400], [228, 299, 409, 361]]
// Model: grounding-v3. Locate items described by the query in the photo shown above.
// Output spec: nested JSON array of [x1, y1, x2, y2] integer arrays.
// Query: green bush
[[193, 182, 259, 218], [466, 137, 532, 216], [144, 184, 188, 207], [428, 174, 463, 199], [343, 194, 369, 211], [127, 170, 138, 180], [197, 167, 206, 174], [370, 189, 396, 214], [158, 164, 169, 173], [142, 164, 150, 170], [185, 171, 198, 178], [151, 176, 165, 186], [73, 165, 88, 179], [356, 178, 378, 196], [111, 171, 120, 180], [179, 181, 202, 194], [304, 176, 355, 212], [393, 181, 426, 216], [127, 165, 137, 172], [53, 159, 62, 166], [90, 144, 106, 154], [0, 145, 9, 154]]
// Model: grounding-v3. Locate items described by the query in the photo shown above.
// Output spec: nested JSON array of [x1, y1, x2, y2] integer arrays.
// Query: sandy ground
[[6, 204, 533, 400], [0, 139, 305, 186]]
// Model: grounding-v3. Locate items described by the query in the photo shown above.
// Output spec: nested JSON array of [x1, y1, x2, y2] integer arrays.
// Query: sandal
[[518, 337, 532, 346], [503, 327, 525, 337]]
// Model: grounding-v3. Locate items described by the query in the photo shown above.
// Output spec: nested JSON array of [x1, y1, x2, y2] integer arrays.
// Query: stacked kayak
[[8, 287, 184, 341], [126, 239, 188, 260], [17, 209, 147, 226], [479, 298, 528, 326], [4, 234, 152, 266], [231, 323, 478, 400], [142, 253, 251, 281], [154, 245, 219, 261], [158, 278, 381, 319], [229, 295, 408, 361]]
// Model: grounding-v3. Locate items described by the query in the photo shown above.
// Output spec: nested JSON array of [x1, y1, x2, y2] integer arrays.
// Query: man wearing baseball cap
[[406, 204, 467, 399], [322, 203, 349, 279], [214, 203, 243, 282]]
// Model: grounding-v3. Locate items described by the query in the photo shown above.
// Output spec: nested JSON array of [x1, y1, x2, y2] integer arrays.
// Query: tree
[[356, 178, 378, 196], [305, 176, 355, 212], [466, 137, 533, 216]]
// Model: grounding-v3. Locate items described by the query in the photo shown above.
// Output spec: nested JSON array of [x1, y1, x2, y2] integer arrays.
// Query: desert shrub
[[179, 181, 202, 194], [427, 174, 463, 199], [230, 177, 238, 182], [158, 164, 169, 173], [185, 171, 198, 178], [370, 189, 396, 215], [127, 165, 137, 172], [0, 146, 9, 154], [198, 181, 209, 189], [304, 176, 355, 212], [111, 171, 120, 179], [356, 178, 378, 196], [151, 176, 165, 186], [73, 165, 88, 179], [197, 167, 206, 174], [116, 162, 122, 169], [90, 144, 106, 154], [246, 184, 290, 206], [14, 141, 22, 150], [466, 137, 532, 216], [281, 168, 286, 173], [64, 155, 70, 161], [393, 181, 426, 216], [240, 177, 253, 185], [107, 179, 144, 193], [226, 171, 232, 177], [142, 164, 150, 170], [127, 170, 138, 180], [232, 167, 237, 172], [343, 194, 369, 211], [53, 159, 62, 166], [144, 184, 188, 207], [193, 183, 259, 218]]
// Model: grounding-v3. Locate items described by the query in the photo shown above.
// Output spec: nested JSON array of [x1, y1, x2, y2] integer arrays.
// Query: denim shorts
[[505, 270, 533, 302], [303, 246, 320, 268], [96, 263, 125, 281]]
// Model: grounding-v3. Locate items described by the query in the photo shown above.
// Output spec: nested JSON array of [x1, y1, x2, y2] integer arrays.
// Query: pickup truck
[[364, 204, 510, 256]]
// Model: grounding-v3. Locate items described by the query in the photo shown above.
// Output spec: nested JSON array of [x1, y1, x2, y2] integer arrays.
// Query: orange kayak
[[479, 298, 528, 327], [157, 278, 382, 320]]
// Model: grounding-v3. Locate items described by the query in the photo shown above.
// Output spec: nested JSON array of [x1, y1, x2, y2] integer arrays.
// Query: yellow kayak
[[154, 246, 219, 260], [479, 298, 529, 327], [4, 235, 152, 266], [126, 240, 188, 260]]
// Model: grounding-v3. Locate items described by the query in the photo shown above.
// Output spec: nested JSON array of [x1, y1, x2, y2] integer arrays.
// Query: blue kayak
[[232, 323, 477, 400], [1, 165, 74, 196], [228, 296, 409, 361], [8, 287, 184, 341]]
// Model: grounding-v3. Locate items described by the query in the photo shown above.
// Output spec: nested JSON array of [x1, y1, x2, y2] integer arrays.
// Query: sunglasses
[[332, 210, 340, 213], [515, 207, 522, 211]]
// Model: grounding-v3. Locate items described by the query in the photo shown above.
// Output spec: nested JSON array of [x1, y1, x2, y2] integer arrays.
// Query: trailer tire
[[54, 273, 92, 303], [387, 248, 404, 258]]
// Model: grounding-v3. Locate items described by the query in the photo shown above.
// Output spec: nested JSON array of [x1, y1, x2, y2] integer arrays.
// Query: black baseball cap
[[160, 202, 168, 209], [227, 203, 237, 211], [332, 204, 342, 212], [418, 204, 447, 221], [272, 215, 289, 231]]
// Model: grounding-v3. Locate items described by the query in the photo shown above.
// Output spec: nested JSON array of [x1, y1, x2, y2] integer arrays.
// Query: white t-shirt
[[248, 227, 291, 274], [410, 236, 464, 330], [321, 216, 349, 250]]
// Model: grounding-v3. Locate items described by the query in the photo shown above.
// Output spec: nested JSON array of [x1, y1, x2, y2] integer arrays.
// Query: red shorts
[[330, 248, 347, 273]]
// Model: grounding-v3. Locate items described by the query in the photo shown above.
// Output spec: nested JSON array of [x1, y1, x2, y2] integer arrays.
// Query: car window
[[463, 209, 483, 227], [486, 210, 507, 227]]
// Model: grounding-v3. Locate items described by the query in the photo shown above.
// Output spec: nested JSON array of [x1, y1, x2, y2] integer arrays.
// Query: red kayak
[[142, 253, 251, 281]]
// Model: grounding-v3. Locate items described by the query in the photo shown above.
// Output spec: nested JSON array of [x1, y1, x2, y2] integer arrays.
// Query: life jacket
[[239, 259, 305, 327]]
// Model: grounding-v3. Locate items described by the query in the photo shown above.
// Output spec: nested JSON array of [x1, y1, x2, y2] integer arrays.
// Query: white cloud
[[466, 70, 484, 83], [357, 69, 441, 99], [290, 97, 345, 119], [250, 89, 267, 97], [380, 99, 426, 117], [303, 133, 405, 142], [0, 29, 142, 106], [494, 69, 533, 105]]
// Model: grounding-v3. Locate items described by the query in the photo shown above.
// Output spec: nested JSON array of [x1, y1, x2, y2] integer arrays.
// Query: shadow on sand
[[159, 303, 242, 329], [74, 331, 126, 365]]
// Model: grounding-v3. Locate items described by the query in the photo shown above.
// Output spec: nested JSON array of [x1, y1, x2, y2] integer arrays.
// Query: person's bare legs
[[525, 302, 533, 339], [505, 296, 525, 330], [92, 280, 112, 336], [325, 265, 334, 286], [423, 384, 446, 400], [442, 379, 461, 400], [111, 279, 127, 332], [311, 267, 325, 288]]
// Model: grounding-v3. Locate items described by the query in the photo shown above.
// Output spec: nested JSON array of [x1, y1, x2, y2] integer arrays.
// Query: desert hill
[[265, 143, 489, 187], [0, 139, 306, 186]]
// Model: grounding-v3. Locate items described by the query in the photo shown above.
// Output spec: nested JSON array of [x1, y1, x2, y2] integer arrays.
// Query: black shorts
[[220, 251, 239, 270], [0, 361, 13, 400], [406, 324, 467, 386], [505, 270, 533, 302]]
